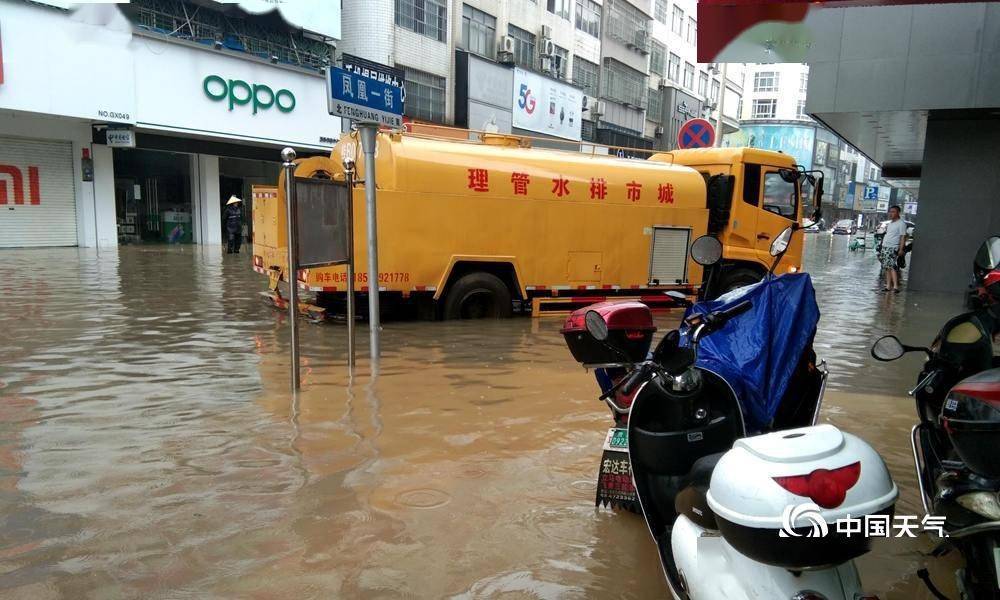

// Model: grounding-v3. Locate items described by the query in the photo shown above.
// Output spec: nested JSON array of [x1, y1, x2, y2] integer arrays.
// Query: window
[[753, 71, 779, 92], [742, 164, 761, 206], [698, 71, 708, 97], [575, 0, 601, 37], [647, 89, 662, 122], [605, 0, 650, 52], [551, 44, 569, 78], [654, 0, 668, 23], [683, 62, 695, 89], [672, 5, 684, 35], [650, 41, 666, 76], [799, 72, 808, 93], [870, 167, 879, 181], [402, 67, 446, 123], [667, 53, 680, 82], [462, 5, 496, 57], [686, 16, 697, 44], [752, 98, 776, 118], [796, 99, 807, 119], [601, 58, 648, 108], [395, 0, 447, 42], [710, 79, 720, 103], [508, 24, 536, 68], [763, 171, 799, 219], [573, 57, 599, 97], [547, 0, 571, 20]]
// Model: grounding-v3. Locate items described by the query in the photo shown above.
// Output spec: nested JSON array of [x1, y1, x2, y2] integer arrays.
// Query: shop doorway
[[218, 157, 281, 244], [113, 149, 193, 244]]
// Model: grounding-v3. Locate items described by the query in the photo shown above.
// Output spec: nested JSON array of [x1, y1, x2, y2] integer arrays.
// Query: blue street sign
[[864, 185, 878, 201], [328, 67, 404, 128]]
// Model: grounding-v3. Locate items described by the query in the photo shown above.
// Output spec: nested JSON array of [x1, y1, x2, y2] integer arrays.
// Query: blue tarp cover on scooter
[[681, 273, 820, 431]]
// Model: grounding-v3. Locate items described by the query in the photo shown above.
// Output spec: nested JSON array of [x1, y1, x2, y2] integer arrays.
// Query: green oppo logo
[[203, 75, 296, 114]]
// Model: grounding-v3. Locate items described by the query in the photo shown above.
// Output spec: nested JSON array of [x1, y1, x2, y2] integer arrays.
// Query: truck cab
[[650, 147, 814, 295]]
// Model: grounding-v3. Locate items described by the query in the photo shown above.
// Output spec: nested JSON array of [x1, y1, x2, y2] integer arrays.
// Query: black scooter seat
[[674, 452, 725, 531]]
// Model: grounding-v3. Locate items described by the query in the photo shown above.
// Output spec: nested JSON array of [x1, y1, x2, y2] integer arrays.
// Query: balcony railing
[[127, 0, 331, 71]]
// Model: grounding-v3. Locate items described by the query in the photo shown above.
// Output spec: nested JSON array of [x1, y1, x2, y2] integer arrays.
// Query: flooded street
[[0, 235, 971, 599]]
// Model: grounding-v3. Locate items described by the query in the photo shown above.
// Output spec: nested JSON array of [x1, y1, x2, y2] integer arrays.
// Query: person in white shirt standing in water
[[880, 205, 908, 292]]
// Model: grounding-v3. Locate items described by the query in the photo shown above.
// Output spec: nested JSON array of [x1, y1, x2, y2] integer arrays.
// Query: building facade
[[341, 0, 745, 153], [730, 62, 914, 223], [0, 0, 340, 248], [645, 0, 743, 151]]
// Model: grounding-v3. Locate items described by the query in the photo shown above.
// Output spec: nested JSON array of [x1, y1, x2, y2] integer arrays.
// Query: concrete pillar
[[908, 116, 1000, 292], [192, 154, 222, 245], [90, 144, 119, 248]]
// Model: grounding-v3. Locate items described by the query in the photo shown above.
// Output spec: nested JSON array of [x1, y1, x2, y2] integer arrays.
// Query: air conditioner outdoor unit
[[501, 35, 515, 53], [708, 62, 720, 74], [540, 56, 553, 73], [541, 25, 552, 39], [705, 101, 718, 111], [591, 100, 606, 117], [654, 125, 664, 137], [541, 39, 556, 57], [498, 35, 516, 64]]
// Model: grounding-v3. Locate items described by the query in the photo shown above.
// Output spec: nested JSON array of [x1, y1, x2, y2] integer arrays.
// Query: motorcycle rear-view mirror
[[870, 335, 931, 361], [585, 310, 609, 341], [769, 226, 794, 257], [974, 236, 1000, 272], [871, 335, 906, 361], [690, 235, 723, 266]]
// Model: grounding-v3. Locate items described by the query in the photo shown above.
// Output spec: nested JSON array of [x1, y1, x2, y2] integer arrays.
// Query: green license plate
[[602, 427, 628, 452]]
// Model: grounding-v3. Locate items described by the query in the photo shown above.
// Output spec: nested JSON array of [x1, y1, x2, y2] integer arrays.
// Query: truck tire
[[443, 272, 513, 319], [717, 267, 763, 295]]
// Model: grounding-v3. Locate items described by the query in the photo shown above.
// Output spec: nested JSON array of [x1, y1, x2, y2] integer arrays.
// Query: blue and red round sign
[[677, 118, 716, 149]]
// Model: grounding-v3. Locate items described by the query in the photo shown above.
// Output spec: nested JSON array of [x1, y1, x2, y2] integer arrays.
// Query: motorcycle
[[871, 236, 1000, 600], [562, 224, 898, 599]]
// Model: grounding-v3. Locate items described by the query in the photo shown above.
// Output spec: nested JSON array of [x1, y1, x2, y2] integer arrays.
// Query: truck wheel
[[717, 268, 763, 295], [443, 272, 513, 319]]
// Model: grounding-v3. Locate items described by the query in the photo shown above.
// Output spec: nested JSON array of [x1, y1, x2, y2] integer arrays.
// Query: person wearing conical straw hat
[[225, 195, 244, 254]]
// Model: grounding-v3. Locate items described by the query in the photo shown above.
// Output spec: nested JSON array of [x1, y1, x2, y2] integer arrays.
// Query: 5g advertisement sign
[[511, 68, 582, 142]]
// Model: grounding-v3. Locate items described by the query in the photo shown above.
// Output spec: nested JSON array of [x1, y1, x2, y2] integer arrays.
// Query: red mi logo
[[0, 165, 40, 205]]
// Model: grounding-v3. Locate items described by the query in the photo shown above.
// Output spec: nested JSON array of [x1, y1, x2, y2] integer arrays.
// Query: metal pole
[[714, 63, 728, 148], [343, 161, 357, 368], [281, 147, 300, 391], [358, 125, 380, 363]]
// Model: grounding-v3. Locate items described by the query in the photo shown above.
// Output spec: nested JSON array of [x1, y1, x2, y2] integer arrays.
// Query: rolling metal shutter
[[648, 227, 691, 285], [0, 136, 77, 247]]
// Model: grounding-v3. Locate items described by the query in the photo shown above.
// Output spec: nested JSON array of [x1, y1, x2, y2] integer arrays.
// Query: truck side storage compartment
[[707, 424, 898, 569]]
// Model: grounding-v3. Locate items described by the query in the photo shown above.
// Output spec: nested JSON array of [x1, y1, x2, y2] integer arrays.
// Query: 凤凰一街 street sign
[[328, 67, 403, 128]]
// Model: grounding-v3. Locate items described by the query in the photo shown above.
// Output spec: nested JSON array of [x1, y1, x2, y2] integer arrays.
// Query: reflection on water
[[0, 236, 970, 598]]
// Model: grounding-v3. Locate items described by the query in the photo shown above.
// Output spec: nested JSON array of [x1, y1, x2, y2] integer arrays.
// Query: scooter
[[871, 236, 1000, 600], [563, 224, 898, 599]]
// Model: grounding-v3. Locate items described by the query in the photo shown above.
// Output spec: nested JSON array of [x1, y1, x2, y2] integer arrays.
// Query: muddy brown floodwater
[[0, 234, 973, 599]]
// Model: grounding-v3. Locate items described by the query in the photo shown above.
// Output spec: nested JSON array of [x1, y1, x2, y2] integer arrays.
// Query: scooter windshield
[[681, 273, 820, 431]]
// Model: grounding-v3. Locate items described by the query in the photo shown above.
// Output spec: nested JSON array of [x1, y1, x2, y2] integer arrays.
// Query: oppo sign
[[203, 75, 296, 114]]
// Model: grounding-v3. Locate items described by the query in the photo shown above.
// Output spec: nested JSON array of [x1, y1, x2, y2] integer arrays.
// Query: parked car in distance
[[833, 219, 856, 235]]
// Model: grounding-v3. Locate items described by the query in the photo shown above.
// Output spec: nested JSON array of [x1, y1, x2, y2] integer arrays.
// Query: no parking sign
[[677, 118, 715, 149]]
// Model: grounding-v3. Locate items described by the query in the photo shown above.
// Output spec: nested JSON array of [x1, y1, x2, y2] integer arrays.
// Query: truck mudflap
[[256, 264, 327, 323]]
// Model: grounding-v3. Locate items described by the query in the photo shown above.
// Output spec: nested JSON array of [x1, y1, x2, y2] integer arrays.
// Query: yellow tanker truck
[[252, 131, 814, 319]]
